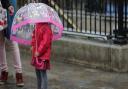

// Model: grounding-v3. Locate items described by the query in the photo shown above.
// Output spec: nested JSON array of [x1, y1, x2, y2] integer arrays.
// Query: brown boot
[[0, 71, 8, 85], [16, 73, 24, 87]]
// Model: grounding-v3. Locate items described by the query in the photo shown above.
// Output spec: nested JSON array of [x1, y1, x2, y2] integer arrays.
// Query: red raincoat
[[31, 23, 53, 70]]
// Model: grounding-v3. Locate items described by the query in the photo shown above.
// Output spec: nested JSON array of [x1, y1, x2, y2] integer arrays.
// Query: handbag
[[31, 58, 47, 70]]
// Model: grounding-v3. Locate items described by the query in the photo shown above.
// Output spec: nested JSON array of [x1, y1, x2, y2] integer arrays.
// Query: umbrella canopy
[[11, 3, 64, 45]]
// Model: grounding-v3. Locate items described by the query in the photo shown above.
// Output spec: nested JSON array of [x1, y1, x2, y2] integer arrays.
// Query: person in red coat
[[31, 23, 53, 89]]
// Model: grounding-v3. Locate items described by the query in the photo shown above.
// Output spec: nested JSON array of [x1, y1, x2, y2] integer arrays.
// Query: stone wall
[[51, 38, 128, 72], [20, 37, 128, 72]]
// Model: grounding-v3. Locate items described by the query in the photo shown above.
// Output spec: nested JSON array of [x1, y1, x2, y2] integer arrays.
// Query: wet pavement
[[0, 48, 128, 89]]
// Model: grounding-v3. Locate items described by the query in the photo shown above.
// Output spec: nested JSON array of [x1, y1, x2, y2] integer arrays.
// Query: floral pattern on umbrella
[[11, 3, 64, 45]]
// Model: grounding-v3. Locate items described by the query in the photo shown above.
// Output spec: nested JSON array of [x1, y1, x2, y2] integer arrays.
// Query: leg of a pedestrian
[[7, 40, 24, 86], [36, 69, 42, 89], [0, 31, 8, 84], [8, 41, 22, 73], [41, 70, 48, 89]]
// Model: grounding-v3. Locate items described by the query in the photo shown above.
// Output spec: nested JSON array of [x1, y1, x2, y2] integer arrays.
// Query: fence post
[[113, 0, 128, 45]]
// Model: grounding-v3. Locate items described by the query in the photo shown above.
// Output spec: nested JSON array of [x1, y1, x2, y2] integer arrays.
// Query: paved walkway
[[0, 48, 128, 89]]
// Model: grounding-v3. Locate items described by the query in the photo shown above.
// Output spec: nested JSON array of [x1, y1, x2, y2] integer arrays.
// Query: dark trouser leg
[[35, 69, 42, 89], [40, 70, 48, 89]]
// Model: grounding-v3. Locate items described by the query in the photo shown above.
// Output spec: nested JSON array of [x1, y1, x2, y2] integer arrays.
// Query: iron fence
[[18, 0, 128, 44]]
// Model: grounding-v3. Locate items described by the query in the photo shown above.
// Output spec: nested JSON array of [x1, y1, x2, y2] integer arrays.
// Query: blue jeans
[[35, 69, 48, 89]]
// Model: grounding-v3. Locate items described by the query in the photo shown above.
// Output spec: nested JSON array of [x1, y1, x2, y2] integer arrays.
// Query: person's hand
[[8, 6, 14, 15], [30, 47, 33, 51], [35, 51, 39, 57]]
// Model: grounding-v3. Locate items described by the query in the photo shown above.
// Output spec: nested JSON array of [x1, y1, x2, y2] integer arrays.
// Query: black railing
[[18, 0, 128, 44]]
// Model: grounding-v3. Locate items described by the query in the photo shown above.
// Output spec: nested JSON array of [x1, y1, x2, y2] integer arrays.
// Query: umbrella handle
[[35, 25, 43, 66], [35, 25, 38, 55]]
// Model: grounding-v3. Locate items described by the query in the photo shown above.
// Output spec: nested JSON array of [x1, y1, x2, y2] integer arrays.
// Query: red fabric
[[31, 23, 53, 69]]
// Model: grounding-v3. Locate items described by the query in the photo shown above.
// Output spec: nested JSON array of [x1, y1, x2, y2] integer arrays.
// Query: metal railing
[[18, 0, 128, 44]]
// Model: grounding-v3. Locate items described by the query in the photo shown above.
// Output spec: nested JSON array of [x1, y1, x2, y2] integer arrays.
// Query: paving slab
[[0, 48, 128, 89]]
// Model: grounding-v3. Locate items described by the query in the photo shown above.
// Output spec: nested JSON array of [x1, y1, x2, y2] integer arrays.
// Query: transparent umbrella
[[11, 3, 64, 45]]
